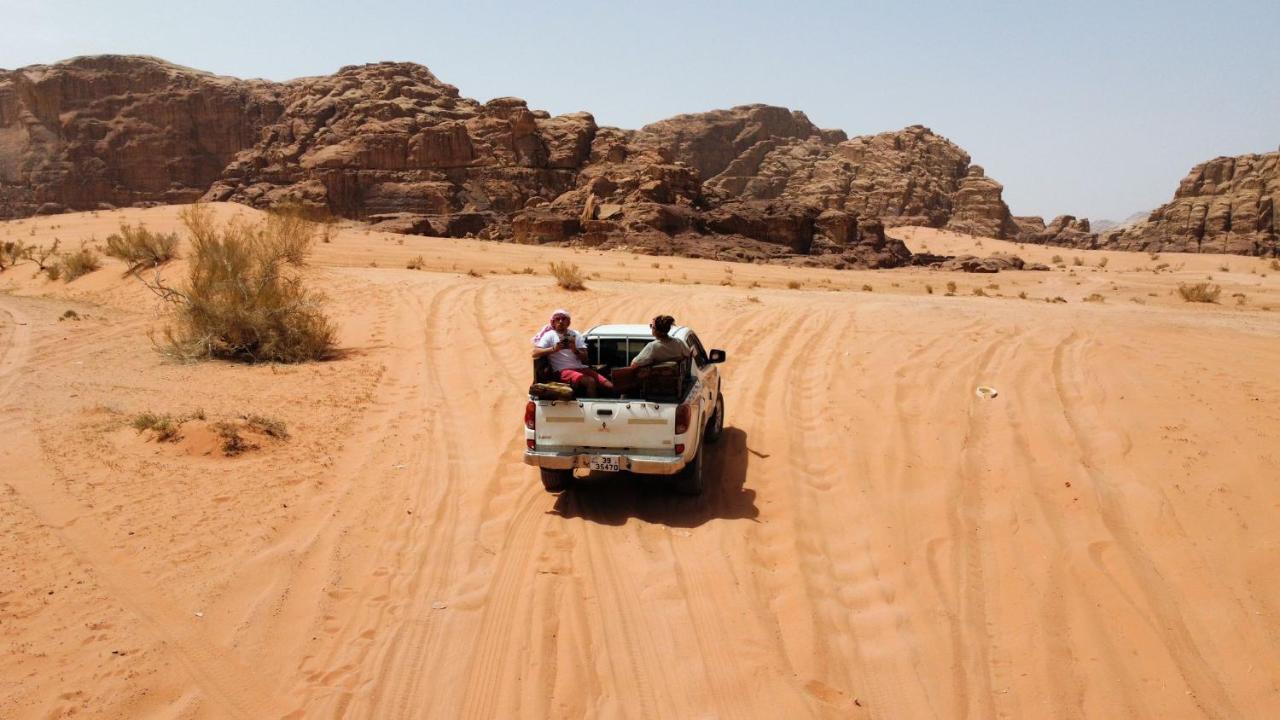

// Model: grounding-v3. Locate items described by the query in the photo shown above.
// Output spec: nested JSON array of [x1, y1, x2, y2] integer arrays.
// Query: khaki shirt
[[633, 337, 690, 367]]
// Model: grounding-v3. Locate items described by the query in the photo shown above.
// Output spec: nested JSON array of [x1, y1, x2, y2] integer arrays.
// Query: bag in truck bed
[[529, 382, 575, 401]]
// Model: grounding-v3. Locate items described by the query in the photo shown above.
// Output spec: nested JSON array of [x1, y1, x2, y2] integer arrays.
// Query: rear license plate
[[590, 455, 621, 472]]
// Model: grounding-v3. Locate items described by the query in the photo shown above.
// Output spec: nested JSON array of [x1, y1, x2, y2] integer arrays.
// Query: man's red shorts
[[559, 367, 614, 390]]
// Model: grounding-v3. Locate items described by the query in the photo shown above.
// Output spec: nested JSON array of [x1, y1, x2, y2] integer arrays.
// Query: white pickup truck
[[523, 324, 727, 494]]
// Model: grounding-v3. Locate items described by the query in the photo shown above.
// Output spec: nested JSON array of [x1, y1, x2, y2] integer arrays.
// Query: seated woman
[[631, 315, 690, 367], [530, 309, 614, 398]]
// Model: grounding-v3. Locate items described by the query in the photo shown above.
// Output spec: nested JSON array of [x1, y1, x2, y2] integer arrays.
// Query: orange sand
[[1, 204, 1278, 718]]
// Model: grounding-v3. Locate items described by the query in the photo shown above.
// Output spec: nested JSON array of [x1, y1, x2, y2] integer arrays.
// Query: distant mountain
[[1091, 211, 1150, 233]]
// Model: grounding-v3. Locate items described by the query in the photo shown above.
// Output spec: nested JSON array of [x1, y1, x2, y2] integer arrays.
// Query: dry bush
[[466, 268, 482, 278], [1084, 293, 1106, 303], [132, 412, 182, 442], [549, 261, 586, 290], [1177, 282, 1221, 303], [104, 223, 179, 273], [1051, 254, 1064, 265], [57, 244, 102, 280], [59, 309, 81, 321], [787, 280, 802, 290], [30, 239, 61, 272], [1048, 296, 1068, 303], [244, 414, 289, 439], [148, 203, 336, 363], [1072, 256, 1084, 266], [406, 255, 425, 270], [1097, 256, 1109, 268], [945, 280, 957, 295], [263, 203, 324, 266], [861, 284, 873, 292], [1018, 291, 1028, 299], [1270, 259, 1280, 271], [746, 295, 761, 303], [520, 266, 535, 274], [0, 240, 31, 270], [212, 421, 253, 456], [972, 287, 987, 297], [925, 284, 934, 294], [1218, 264, 1230, 272]]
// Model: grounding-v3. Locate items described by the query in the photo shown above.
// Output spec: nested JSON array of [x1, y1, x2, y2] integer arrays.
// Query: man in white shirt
[[531, 309, 614, 397]]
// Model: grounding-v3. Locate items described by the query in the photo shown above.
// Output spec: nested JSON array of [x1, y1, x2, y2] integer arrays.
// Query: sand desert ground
[[2, 203, 1280, 719]]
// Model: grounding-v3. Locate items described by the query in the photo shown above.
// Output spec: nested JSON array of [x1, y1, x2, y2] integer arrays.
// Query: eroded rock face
[[0, 55, 282, 217], [703, 125, 1020, 239], [0, 55, 1040, 266], [1098, 152, 1279, 255]]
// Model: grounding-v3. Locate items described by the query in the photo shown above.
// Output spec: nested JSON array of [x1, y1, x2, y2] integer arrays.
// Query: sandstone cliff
[[0, 55, 281, 216], [1, 54, 1041, 267], [1096, 151, 1278, 255]]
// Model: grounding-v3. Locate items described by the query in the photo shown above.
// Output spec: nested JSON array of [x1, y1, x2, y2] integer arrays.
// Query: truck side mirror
[[707, 349, 726, 363]]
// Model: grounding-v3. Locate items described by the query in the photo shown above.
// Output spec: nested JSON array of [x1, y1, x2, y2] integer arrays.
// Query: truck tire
[[540, 468, 572, 493], [672, 446, 705, 495], [706, 395, 725, 444]]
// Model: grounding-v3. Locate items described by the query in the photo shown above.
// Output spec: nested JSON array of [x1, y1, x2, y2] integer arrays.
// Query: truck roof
[[586, 323, 691, 341]]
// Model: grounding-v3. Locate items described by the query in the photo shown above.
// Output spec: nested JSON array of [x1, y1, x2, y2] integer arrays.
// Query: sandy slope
[[1, 205, 1279, 719]]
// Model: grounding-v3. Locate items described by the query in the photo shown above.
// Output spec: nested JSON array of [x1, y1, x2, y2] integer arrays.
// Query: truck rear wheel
[[672, 447, 705, 495], [706, 396, 725, 444], [540, 468, 572, 493]]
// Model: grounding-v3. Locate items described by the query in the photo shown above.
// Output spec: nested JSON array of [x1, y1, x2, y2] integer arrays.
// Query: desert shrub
[[132, 412, 182, 442], [861, 284, 873, 292], [1051, 254, 1064, 265], [406, 255, 425, 270], [1072, 256, 1084, 266], [520, 266, 535, 274], [1048, 296, 1068, 303], [104, 223, 179, 273], [466, 268, 482, 278], [548, 261, 586, 290], [1232, 293, 1248, 306], [244, 414, 289, 439], [1270, 259, 1280, 271], [1177, 282, 1221, 303], [1097, 256, 1109, 268], [263, 203, 324, 266], [945, 280, 957, 295], [746, 295, 761, 303], [60, 309, 81, 321], [0, 240, 31, 270], [30, 239, 61, 271], [149, 203, 336, 363], [972, 287, 986, 296], [787, 280, 802, 290], [1018, 291, 1028, 299], [1084, 293, 1106, 303], [57, 244, 102, 280], [925, 284, 934, 294], [212, 421, 252, 456], [1218, 264, 1230, 272]]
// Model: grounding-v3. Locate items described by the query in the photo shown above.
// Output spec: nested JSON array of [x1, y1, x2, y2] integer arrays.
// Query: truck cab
[[523, 324, 726, 494]]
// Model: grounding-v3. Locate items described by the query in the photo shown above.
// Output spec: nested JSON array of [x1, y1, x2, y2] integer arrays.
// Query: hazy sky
[[4, 0, 1277, 221]]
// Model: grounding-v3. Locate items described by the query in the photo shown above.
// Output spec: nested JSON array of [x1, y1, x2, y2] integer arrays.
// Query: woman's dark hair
[[652, 315, 675, 337]]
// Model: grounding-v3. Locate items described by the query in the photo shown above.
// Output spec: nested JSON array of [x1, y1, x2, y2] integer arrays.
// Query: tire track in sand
[[1050, 331, 1240, 719]]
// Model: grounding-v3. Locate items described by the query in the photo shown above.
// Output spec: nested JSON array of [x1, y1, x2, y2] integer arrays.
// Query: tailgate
[[535, 400, 676, 451]]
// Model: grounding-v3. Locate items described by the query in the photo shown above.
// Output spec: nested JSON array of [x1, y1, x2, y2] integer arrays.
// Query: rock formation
[[703, 125, 1020, 239], [0, 55, 282, 216], [1096, 151, 1278, 256], [0, 54, 1040, 266]]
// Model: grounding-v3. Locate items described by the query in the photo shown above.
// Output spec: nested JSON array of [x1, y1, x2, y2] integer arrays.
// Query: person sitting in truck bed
[[531, 309, 614, 397], [631, 315, 692, 367]]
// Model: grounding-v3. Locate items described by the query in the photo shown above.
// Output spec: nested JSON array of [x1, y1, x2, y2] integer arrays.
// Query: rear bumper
[[524, 450, 687, 476]]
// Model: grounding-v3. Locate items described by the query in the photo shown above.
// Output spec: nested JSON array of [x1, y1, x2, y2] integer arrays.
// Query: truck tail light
[[675, 404, 691, 435], [525, 401, 536, 430], [675, 443, 685, 455]]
